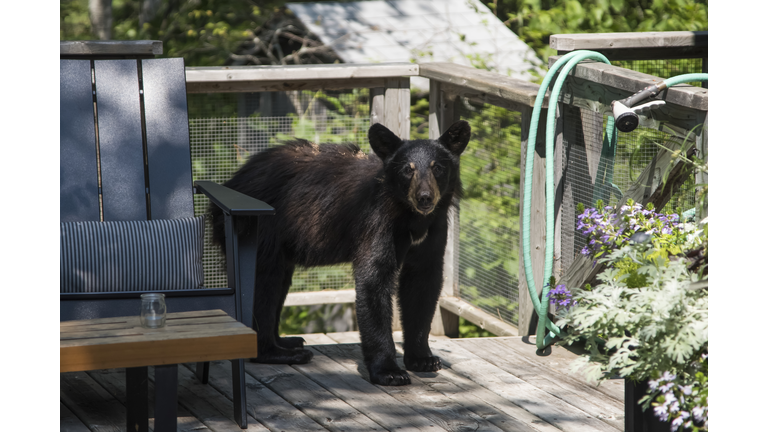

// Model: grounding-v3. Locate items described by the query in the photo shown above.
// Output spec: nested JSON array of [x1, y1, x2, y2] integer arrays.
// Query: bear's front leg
[[353, 253, 411, 386], [397, 221, 448, 373]]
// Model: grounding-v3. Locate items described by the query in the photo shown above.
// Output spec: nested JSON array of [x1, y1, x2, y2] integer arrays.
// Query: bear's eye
[[403, 164, 415, 176], [432, 164, 444, 176]]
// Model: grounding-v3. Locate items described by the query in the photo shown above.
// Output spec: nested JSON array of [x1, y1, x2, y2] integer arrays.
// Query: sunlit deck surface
[[60, 333, 625, 432]]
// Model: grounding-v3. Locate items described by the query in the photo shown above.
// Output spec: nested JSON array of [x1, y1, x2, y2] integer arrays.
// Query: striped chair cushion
[[61, 216, 205, 293]]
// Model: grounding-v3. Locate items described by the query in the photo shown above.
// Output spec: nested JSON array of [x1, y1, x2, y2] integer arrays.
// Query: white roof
[[287, 0, 543, 90]]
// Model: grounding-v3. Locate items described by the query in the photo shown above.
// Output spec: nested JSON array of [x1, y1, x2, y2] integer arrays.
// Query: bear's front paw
[[404, 355, 442, 372], [369, 367, 411, 386]]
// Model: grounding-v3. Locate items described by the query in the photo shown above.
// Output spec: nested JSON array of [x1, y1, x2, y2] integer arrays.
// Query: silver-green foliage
[[556, 242, 708, 384]]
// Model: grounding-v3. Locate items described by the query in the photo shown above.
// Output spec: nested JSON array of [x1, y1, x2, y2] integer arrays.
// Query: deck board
[[60, 402, 92, 432], [428, 338, 620, 432], [60, 335, 625, 431], [245, 361, 386, 431], [493, 337, 625, 401], [206, 360, 329, 432], [60, 371, 126, 432], [175, 365, 266, 432], [314, 343, 517, 432], [87, 367, 213, 432], [458, 339, 624, 429], [295, 347, 444, 432]]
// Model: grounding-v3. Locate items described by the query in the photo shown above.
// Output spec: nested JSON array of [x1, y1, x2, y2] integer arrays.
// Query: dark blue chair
[[60, 56, 273, 429]]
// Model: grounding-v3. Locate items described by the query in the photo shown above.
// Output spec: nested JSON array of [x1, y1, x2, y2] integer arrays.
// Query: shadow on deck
[[60, 333, 625, 432]]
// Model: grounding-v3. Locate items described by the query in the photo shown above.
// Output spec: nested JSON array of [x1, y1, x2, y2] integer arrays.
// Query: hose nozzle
[[611, 100, 639, 133], [611, 82, 668, 133]]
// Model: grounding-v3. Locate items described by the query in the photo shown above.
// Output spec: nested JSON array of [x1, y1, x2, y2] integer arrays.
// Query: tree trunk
[[89, 0, 113, 40]]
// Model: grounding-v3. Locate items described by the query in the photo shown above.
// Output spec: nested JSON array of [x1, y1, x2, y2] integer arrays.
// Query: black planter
[[625, 379, 673, 432]]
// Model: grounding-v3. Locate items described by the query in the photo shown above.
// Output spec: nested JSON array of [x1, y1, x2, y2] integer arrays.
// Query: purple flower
[[669, 399, 680, 413], [576, 203, 686, 259], [661, 371, 677, 381], [692, 406, 705, 422], [671, 417, 684, 430], [546, 284, 575, 311], [649, 378, 659, 390]]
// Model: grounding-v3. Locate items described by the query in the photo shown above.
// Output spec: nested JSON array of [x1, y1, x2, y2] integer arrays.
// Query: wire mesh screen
[[557, 57, 705, 271], [558, 105, 702, 272], [610, 58, 705, 83], [454, 100, 522, 327], [188, 89, 371, 289]]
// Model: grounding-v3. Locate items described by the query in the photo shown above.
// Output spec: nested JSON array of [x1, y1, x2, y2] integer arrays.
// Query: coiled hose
[[521, 51, 708, 350]]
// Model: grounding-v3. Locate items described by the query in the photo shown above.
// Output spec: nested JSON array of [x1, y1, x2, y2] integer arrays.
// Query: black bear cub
[[210, 120, 471, 385]]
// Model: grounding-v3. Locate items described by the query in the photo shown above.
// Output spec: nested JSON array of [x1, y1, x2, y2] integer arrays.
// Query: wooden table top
[[60, 309, 258, 373]]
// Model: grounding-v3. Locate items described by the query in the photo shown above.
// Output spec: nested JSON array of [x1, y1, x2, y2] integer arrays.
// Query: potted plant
[[549, 199, 708, 431]]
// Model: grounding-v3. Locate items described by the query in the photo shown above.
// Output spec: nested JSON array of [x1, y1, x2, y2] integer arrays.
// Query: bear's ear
[[438, 120, 471, 156], [368, 123, 403, 160]]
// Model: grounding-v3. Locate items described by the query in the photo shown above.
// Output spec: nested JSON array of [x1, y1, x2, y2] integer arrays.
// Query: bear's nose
[[418, 190, 432, 204]]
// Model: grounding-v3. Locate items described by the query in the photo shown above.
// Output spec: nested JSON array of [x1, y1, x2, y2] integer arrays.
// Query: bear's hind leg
[[274, 264, 306, 350], [252, 258, 313, 364], [276, 336, 306, 349]]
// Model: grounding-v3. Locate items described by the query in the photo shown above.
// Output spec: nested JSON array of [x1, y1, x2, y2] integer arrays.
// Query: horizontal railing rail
[[185, 63, 419, 93], [550, 31, 708, 61]]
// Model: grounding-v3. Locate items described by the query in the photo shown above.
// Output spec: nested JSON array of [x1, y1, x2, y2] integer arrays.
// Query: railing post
[[376, 78, 411, 332], [429, 80, 460, 337], [383, 78, 410, 139], [695, 113, 708, 220], [553, 103, 565, 284], [370, 87, 385, 126], [518, 106, 549, 336]]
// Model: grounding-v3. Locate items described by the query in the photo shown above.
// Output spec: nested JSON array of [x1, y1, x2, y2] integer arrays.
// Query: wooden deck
[[60, 332, 625, 432]]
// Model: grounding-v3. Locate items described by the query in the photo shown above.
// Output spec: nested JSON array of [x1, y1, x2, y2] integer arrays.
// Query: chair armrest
[[195, 181, 275, 216]]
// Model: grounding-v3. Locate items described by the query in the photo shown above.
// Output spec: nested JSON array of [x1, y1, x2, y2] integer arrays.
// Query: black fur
[[209, 121, 471, 385]]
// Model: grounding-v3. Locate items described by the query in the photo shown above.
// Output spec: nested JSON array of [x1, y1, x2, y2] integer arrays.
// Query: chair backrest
[[60, 58, 194, 223]]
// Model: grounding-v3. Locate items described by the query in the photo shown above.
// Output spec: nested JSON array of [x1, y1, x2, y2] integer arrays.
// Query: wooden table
[[60, 309, 258, 432]]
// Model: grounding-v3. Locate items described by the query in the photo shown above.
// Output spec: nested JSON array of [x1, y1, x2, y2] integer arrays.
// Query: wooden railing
[[550, 30, 708, 64], [61, 34, 709, 338]]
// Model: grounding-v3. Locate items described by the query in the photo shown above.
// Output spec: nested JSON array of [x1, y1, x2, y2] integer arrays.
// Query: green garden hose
[[522, 50, 612, 350], [522, 54, 709, 350]]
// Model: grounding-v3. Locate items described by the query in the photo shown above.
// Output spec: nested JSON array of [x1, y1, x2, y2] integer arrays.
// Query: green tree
[[61, 0, 293, 66], [482, 0, 708, 61]]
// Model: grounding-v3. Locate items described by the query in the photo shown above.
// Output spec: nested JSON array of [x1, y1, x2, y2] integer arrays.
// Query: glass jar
[[140, 293, 166, 329]]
